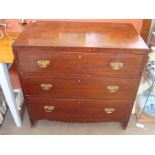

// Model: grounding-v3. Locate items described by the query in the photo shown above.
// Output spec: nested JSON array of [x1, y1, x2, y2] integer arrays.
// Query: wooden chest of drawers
[[12, 21, 149, 129]]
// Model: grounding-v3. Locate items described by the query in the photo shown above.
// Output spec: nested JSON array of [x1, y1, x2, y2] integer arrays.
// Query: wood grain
[[21, 75, 140, 100], [16, 48, 145, 78], [13, 21, 149, 50], [26, 97, 132, 123]]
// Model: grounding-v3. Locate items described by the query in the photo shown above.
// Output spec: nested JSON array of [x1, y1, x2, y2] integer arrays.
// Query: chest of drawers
[[12, 21, 149, 129]]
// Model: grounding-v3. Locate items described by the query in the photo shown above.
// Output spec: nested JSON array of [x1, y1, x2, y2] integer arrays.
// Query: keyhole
[[79, 55, 82, 59], [78, 80, 81, 83]]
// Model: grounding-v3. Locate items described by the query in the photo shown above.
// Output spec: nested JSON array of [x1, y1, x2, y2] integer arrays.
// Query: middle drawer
[[21, 75, 139, 100]]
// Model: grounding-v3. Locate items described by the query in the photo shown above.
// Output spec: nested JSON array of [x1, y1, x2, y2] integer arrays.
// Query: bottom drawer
[[26, 98, 133, 123]]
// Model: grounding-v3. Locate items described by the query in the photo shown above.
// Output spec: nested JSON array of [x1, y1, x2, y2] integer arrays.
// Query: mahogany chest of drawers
[[12, 21, 149, 129]]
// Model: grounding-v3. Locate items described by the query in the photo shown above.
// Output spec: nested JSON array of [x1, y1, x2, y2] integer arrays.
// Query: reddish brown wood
[[16, 49, 144, 78], [12, 21, 149, 129], [26, 98, 132, 123], [13, 21, 148, 50], [21, 75, 139, 100]]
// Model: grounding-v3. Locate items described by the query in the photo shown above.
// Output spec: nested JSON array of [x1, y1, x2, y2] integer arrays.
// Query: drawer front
[[26, 98, 132, 122], [17, 50, 79, 75], [77, 53, 144, 78], [16, 49, 144, 78], [21, 75, 139, 100]]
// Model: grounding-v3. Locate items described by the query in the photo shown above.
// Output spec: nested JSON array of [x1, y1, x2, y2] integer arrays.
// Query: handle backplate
[[107, 85, 119, 93], [110, 62, 123, 70], [44, 106, 55, 112], [37, 60, 50, 68], [41, 83, 53, 90], [104, 108, 115, 114]]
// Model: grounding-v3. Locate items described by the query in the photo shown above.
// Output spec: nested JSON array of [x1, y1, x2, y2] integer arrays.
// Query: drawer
[[77, 52, 144, 78], [26, 98, 132, 122], [16, 49, 144, 78], [21, 75, 139, 100], [17, 50, 79, 75]]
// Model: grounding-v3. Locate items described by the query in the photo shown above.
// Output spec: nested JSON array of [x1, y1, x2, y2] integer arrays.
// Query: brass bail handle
[[110, 61, 124, 70], [107, 85, 119, 93], [41, 83, 53, 91], [44, 106, 55, 112], [104, 108, 115, 114], [37, 60, 50, 68]]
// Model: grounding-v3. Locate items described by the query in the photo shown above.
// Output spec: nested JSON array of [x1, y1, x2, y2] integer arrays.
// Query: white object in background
[[151, 45, 155, 51], [13, 88, 22, 93], [136, 123, 147, 130], [151, 46, 155, 51], [132, 101, 136, 114], [137, 78, 151, 95], [0, 63, 22, 127], [15, 90, 24, 110], [21, 19, 24, 23], [0, 99, 7, 114], [149, 50, 155, 62], [0, 112, 3, 124], [13, 88, 24, 110]]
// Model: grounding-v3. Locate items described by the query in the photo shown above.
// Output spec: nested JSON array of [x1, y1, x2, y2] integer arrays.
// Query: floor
[[1, 109, 155, 135]]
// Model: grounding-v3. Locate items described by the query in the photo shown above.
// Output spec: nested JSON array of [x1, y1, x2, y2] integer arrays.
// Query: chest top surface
[[13, 21, 149, 50]]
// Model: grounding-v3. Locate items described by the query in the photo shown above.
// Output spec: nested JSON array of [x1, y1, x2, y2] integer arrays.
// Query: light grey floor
[[1, 109, 155, 135]]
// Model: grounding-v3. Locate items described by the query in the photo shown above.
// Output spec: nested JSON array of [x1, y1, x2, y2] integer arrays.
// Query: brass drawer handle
[[44, 106, 55, 112], [104, 108, 115, 114], [37, 60, 50, 68], [41, 83, 53, 90], [110, 62, 123, 70], [107, 85, 119, 93]]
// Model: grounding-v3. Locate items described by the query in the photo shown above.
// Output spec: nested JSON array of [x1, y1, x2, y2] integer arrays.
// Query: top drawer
[[16, 49, 145, 78]]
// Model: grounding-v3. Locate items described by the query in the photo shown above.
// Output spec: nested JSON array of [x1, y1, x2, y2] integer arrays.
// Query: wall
[[0, 19, 143, 33]]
